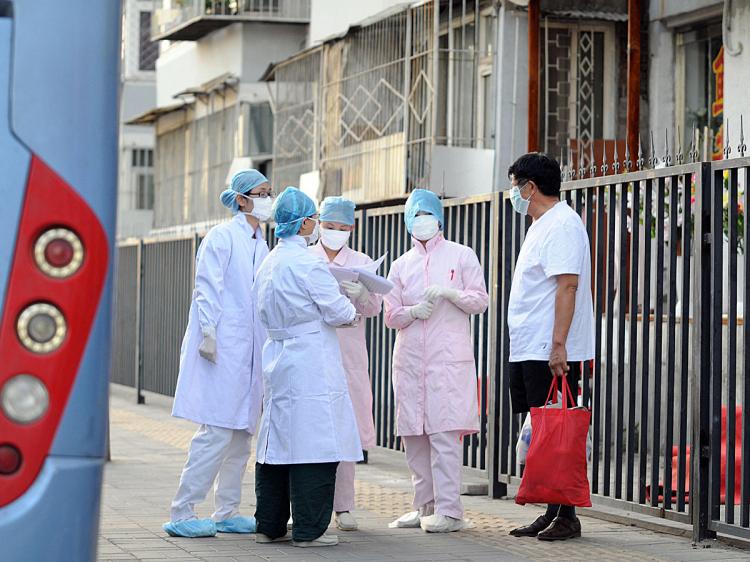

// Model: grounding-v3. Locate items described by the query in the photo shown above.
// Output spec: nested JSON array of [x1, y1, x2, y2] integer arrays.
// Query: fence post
[[487, 192, 507, 498], [691, 162, 714, 542], [135, 240, 146, 405]]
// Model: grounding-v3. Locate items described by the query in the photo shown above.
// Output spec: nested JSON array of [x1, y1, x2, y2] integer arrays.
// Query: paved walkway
[[100, 386, 748, 562]]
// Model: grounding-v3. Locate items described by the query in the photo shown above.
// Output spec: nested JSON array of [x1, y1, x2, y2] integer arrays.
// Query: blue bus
[[0, 1, 120, 560]]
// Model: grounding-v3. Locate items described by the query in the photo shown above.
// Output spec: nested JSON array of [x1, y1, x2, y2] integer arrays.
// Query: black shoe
[[536, 516, 582, 541], [509, 514, 553, 537]]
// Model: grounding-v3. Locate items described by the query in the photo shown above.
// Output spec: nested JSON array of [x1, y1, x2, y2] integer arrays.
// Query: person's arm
[[541, 220, 586, 377], [549, 273, 578, 377], [305, 260, 357, 327], [450, 249, 489, 315], [383, 260, 417, 330], [194, 229, 231, 335]]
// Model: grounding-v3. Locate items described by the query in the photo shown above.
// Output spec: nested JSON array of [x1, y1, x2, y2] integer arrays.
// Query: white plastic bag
[[515, 392, 593, 464]]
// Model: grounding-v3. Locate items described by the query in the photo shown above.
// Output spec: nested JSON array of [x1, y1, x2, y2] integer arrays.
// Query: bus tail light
[[1, 374, 48, 424], [16, 303, 66, 353], [0, 444, 22, 476], [0, 156, 108, 507], [33, 228, 84, 278]]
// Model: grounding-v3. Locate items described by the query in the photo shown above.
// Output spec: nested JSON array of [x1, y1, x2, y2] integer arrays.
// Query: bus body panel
[[0, 457, 104, 562], [9, 0, 120, 460], [0, 19, 29, 309]]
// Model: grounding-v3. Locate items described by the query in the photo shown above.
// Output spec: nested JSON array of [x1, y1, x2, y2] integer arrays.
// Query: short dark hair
[[507, 152, 561, 197]]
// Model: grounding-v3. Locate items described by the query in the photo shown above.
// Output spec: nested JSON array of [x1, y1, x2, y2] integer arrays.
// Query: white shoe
[[388, 502, 435, 529], [293, 533, 339, 547], [256, 532, 292, 543], [287, 517, 293, 530], [420, 514, 466, 533], [335, 511, 358, 531]]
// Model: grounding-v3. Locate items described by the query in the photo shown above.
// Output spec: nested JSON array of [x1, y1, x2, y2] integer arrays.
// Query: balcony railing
[[153, 0, 311, 41]]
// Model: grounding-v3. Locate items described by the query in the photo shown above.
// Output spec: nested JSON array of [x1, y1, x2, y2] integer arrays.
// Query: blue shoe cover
[[163, 518, 217, 538], [215, 515, 257, 534]]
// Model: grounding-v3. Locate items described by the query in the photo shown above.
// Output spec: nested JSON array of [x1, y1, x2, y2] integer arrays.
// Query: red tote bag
[[515, 376, 592, 507]]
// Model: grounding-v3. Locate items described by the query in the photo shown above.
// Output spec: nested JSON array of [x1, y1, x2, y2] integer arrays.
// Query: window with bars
[[132, 148, 155, 210], [139, 11, 158, 71]]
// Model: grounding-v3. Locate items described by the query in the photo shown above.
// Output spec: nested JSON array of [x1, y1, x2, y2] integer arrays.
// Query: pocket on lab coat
[[444, 331, 475, 363]]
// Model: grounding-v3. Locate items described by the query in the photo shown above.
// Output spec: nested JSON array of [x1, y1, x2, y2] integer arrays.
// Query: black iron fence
[[110, 154, 750, 543]]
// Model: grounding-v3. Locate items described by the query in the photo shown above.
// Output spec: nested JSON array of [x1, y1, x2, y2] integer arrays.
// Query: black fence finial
[[663, 128, 673, 166], [601, 140, 609, 176], [724, 118, 732, 159], [648, 130, 656, 168], [588, 141, 597, 178], [613, 140, 621, 174], [689, 122, 699, 163], [637, 134, 645, 170], [568, 144, 576, 180], [739, 115, 747, 158], [676, 125, 684, 165], [624, 141, 632, 172]]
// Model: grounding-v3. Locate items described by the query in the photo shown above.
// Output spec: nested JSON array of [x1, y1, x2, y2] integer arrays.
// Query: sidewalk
[[100, 385, 748, 561]]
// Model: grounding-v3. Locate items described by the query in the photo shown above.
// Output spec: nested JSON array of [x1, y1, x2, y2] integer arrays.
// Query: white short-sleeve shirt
[[507, 201, 595, 362]]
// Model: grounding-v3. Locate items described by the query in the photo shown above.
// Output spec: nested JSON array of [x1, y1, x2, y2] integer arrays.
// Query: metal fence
[[111, 152, 750, 543]]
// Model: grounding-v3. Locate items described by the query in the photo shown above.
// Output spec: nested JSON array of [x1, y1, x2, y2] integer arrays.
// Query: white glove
[[409, 301, 435, 320], [341, 280, 370, 304], [424, 285, 460, 303], [198, 327, 217, 363]]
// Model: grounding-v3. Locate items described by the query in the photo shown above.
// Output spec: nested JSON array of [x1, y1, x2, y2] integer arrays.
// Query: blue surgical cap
[[273, 186, 317, 238], [404, 189, 444, 233], [320, 196, 356, 226], [219, 169, 269, 212]]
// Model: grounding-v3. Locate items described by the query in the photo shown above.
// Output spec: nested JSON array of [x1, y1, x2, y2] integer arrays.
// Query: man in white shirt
[[505, 153, 594, 541]]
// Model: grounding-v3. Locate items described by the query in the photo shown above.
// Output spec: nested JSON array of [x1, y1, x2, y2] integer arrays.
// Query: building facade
[[118, 0, 159, 239]]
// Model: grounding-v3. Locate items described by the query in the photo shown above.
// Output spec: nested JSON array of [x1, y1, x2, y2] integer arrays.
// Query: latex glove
[[409, 301, 435, 320], [424, 285, 460, 303], [341, 280, 370, 304], [198, 327, 217, 363], [341, 313, 363, 329]]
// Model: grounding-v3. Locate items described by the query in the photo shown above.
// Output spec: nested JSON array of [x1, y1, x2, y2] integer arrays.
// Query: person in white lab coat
[[163, 170, 273, 539], [252, 187, 363, 548]]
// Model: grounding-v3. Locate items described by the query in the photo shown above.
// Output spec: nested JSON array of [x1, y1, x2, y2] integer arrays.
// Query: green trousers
[[254, 461, 338, 542]]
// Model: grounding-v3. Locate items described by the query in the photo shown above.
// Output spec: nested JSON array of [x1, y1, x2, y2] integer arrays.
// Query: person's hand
[[199, 327, 217, 363], [341, 280, 370, 304], [424, 285, 459, 303], [409, 301, 435, 320], [548, 343, 569, 377]]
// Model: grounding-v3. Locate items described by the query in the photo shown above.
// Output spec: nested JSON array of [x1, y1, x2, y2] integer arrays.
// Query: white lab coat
[[253, 236, 363, 464], [172, 213, 269, 431]]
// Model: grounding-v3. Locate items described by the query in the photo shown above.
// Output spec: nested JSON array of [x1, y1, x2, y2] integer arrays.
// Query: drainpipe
[[627, 0, 641, 161], [527, 0, 540, 152]]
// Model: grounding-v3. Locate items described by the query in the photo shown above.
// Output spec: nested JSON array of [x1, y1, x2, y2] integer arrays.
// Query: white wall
[[156, 22, 307, 107], [723, 1, 750, 147], [308, 0, 409, 47], [156, 25, 244, 106], [122, 0, 157, 82]]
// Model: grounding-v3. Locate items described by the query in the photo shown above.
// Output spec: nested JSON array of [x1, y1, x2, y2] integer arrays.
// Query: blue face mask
[[510, 183, 532, 215]]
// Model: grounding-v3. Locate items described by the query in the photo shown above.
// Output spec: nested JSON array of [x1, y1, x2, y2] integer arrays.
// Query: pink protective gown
[[384, 233, 488, 518], [310, 242, 383, 512]]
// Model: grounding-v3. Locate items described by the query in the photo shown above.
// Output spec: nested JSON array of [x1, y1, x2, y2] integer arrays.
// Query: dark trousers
[[254, 461, 338, 542]]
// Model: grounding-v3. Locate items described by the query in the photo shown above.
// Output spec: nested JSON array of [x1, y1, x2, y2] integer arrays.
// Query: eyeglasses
[[244, 192, 274, 199]]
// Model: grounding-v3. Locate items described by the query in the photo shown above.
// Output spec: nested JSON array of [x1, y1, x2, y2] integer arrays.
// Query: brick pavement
[[100, 386, 749, 562]]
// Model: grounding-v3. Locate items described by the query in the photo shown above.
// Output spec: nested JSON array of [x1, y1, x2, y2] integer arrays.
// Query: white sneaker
[[256, 532, 292, 543], [420, 514, 466, 533], [335, 511, 359, 531], [287, 516, 293, 530], [388, 503, 435, 529], [293, 533, 339, 547]]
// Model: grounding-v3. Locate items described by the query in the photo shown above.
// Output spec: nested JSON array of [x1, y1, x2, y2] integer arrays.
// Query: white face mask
[[320, 228, 351, 251], [304, 218, 320, 245], [411, 215, 440, 241], [510, 184, 532, 216], [239, 194, 274, 222]]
